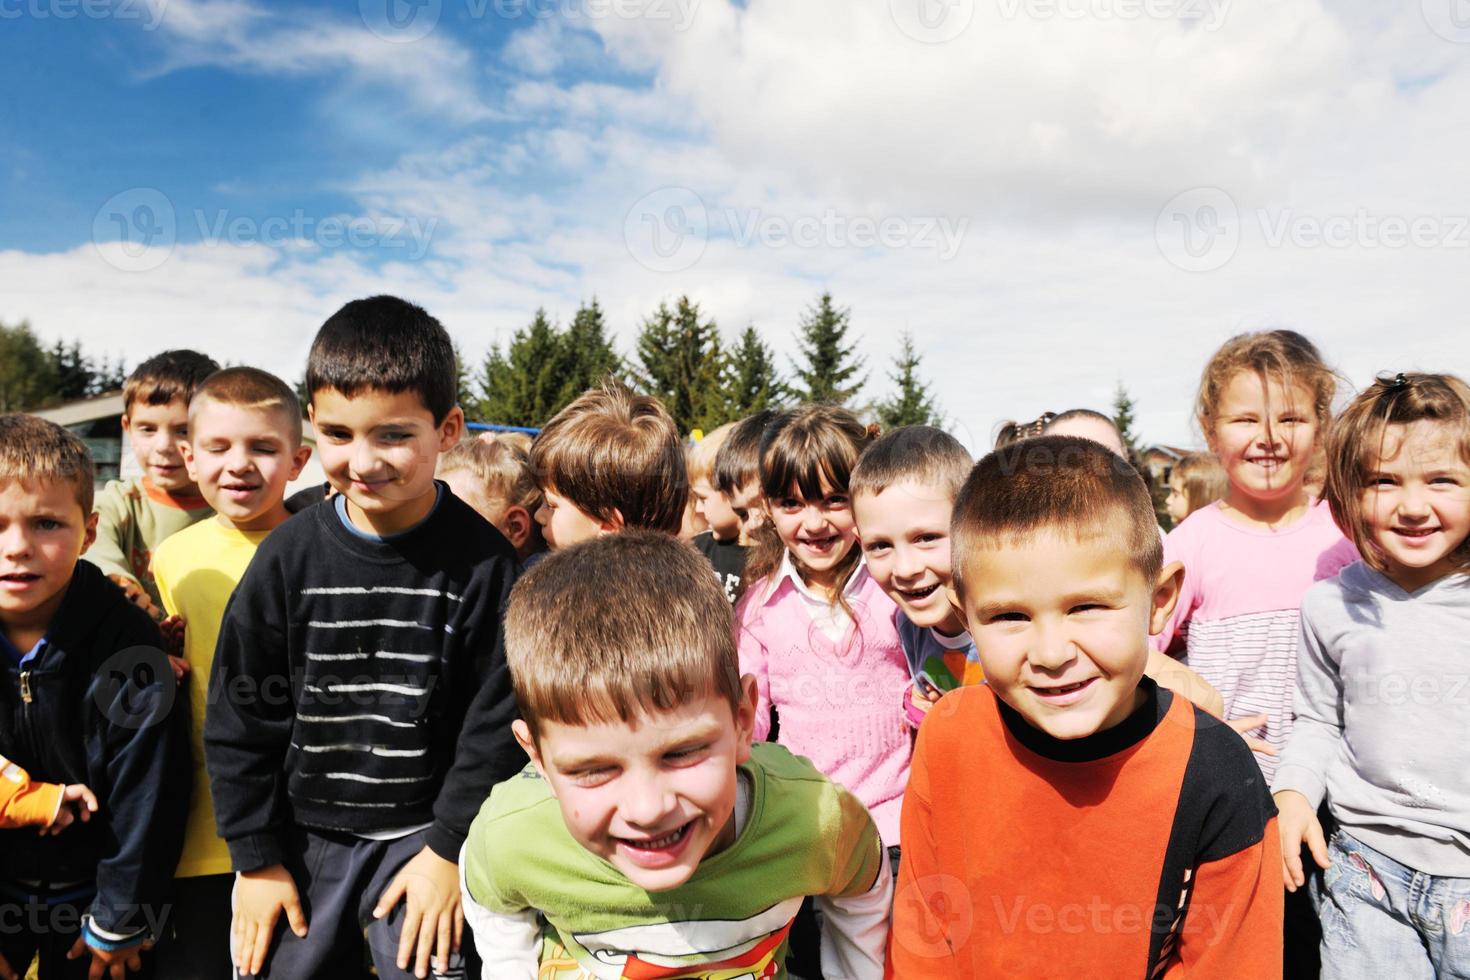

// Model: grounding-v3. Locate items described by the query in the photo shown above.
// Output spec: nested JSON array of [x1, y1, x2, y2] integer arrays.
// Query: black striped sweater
[[203, 487, 521, 871]]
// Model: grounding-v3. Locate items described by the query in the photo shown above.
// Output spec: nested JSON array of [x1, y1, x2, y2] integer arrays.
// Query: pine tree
[[635, 297, 727, 433], [0, 322, 59, 412], [1112, 381, 1140, 455], [791, 292, 866, 406], [557, 299, 623, 405], [875, 333, 942, 428], [477, 309, 569, 427], [723, 325, 784, 416], [453, 340, 481, 422]]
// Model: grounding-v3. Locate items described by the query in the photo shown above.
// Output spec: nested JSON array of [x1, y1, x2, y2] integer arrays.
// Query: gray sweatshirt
[[1273, 561, 1470, 875]]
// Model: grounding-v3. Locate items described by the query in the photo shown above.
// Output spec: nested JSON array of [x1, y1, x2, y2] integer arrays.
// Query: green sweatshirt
[[89, 476, 212, 611]]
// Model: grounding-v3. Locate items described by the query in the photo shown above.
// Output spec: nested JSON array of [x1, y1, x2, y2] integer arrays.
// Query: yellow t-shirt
[[152, 518, 272, 878]]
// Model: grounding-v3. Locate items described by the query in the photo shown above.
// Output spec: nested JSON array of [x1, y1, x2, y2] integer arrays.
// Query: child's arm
[[81, 633, 191, 958], [459, 854, 540, 979], [886, 725, 959, 978], [0, 754, 64, 829], [734, 591, 773, 740], [815, 790, 891, 979], [89, 484, 152, 609], [1176, 818, 1284, 979], [1145, 650, 1224, 717], [1270, 605, 1342, 889]]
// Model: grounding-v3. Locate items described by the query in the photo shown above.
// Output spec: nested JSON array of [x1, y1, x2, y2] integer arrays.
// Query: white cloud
[[9, 0, 1470, 450]]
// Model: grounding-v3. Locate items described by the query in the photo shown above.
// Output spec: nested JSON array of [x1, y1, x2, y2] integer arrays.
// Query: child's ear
[[288, 444, 313, 480], [733, 674, 759, 764], [512, 720, 548, 780], [945, 585, 969, 629], [80, 511, 99, 556], [179, 440, 198, 481], [121, 414, 132, 434], [600, 508, 625, 534], [1149, 560, 1186, 636], [437, 407, 465, 453], [502, 505, 532, 550]]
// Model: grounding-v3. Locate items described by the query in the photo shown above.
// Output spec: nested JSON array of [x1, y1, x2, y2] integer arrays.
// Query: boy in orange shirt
[[889, 436, 1281, 978]]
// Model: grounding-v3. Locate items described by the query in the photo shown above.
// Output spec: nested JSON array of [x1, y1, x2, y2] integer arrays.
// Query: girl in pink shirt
[[1156, 329, 1357, 783], [734, 406, 911, 849]]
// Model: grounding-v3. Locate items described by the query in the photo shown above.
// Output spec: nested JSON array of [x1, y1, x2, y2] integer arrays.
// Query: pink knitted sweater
[[735, 565, 912, 846]]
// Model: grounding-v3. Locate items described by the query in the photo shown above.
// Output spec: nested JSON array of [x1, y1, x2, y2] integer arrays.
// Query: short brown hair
[[0, 413, 96, 514], [713, 409, 776, 495], [850, 425, 971, 502], [506, 530, 743, 739], [1171, 452, 1227, 518], [122, 349, 220, 417], [687, 422, 734, 484], [951, 435, 1162, 597], [438, 435, 542, 515], [1196, 329, 1338, 439], [1324, 372, 1470, 575], [530, 379, 686, 533], [189, 367, 303, 444]]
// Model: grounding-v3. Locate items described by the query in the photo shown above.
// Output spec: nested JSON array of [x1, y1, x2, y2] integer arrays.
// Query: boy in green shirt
[[459, 531, 892, 979], [90, 349, 219, 618]]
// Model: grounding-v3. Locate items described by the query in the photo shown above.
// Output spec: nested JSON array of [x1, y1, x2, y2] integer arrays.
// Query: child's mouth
[[615, 821, 694, 867], [1392, 526, 1439, 540], [1031, 678, 1096, 704], [0, 572, 42, 590], [801, 535, 838, 552], [899, 583, 940, 601]]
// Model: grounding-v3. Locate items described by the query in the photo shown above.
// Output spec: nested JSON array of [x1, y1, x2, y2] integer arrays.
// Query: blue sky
[[3, 0, 1469, 448]]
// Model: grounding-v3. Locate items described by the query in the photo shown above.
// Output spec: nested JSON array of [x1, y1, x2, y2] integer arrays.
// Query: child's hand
[[42, 783, 99, 835], [1274, 789, 1330, 891], [233, 864, 308, 976], [1225, 714, 1278, 757], [65, 936, 145, 980], [107, 574, 162, 622], [160, 614, 187, 662], [374, 846, 462, 980], [910, 682, 942, 716]]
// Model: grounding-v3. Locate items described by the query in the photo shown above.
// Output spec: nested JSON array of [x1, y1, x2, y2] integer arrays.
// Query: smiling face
[[1208, 371, 1320, 513], [514, 681, 758, 892], [765, 479, 857, 590], [124, 399, 196, 493], [954, 528, 1182, 740], [309, 386, 463, 536], [855, 480, 963, 634], [1361, 420, 1470, 592], [0, 478, 97, 637], [182, 400, 310, 532]]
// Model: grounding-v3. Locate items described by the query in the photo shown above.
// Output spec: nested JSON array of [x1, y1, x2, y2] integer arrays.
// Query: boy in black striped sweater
[[204, 296, 522, 980]]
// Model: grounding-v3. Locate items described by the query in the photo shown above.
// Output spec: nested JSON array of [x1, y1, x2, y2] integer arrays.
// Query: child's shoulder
[[93, 476, 144, 510], [1173, 702, 1276, 857], [61, 560, 163, 654]]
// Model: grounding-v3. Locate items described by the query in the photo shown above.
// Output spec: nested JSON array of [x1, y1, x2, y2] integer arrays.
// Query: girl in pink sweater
[[734, 406, 911, 849]]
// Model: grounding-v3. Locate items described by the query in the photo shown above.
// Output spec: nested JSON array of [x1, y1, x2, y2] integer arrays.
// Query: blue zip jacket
[[0, 559, 189, 949]]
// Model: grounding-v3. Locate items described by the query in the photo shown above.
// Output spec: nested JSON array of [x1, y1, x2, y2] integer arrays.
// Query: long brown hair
[[1196, 329, 1338, 443], [741, 406, 879, 618], [1324, 372, 1470, 575]]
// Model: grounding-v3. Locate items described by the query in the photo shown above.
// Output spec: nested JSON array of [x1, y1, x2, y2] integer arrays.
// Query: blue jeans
[[1314, 830, 1470, 980]]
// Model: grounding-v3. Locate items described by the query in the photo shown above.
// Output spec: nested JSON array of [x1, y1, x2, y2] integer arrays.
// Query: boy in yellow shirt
[[149, 367, 311, 980]]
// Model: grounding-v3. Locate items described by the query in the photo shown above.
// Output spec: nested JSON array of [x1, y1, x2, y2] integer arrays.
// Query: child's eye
[[916, 533, 943, 545], [35, 519, 62, 531], [733, 508, 748, 521], [1070, 603, 1107, 614], [566, 767, 613, 786], [864, 541, 891, 555], [826, 495, 849, 509], [988, 612, 1028, 624], [666, 744, 710, 764]]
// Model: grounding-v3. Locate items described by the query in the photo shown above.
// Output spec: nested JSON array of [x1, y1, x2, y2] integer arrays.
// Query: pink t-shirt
[[1156, 499, 1358, 780], [735, 565, 912, 846]]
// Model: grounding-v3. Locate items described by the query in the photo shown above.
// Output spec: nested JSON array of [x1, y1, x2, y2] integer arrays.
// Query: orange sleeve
[[0, 756, 64, 828], [886, 723, 962, 978], [1174, 816, 1284, 979]]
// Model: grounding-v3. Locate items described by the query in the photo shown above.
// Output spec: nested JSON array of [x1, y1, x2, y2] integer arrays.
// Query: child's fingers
[[283, 893, 308, 938], [67, 936, 87, 960], [435, 909, 454, 974], [249, 919, 273, 977], [452, 905, 464, 952], [413, 909, 437, 979], [1281, 838, 1304, 891], [1305, 817, 1331, 871], [396, 902, 424, 973], [1242, 735, 1278, 757], [374, 875, 408, 919]]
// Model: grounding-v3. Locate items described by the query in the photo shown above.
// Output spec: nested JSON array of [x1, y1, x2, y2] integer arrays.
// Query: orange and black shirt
[[888, 677, 1282, 979]]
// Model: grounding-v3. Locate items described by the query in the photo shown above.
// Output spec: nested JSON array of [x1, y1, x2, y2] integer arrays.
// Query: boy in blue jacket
[[0, 413, 189, 979]]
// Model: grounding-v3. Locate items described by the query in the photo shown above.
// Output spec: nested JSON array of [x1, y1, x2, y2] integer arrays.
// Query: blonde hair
[[439, 435, 542, 516], [0, 413, 96, 514], [506, 530, 743, 739], [1324, 372, 1470, 575], [530, 380, 686, 533], [1171, 453, 1227, 518], [1196, 330, 1338, 439], [189, 367, 303, 444], [687, 422, 735, 483]]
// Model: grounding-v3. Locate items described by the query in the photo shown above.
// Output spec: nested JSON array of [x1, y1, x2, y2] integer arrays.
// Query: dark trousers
[[153, 873, 233, 980], [0, 879, 156, 980], [241, 827, 475, 980]]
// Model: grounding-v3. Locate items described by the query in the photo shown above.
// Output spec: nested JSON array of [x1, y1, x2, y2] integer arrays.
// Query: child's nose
[[620, 775, 677, 827]]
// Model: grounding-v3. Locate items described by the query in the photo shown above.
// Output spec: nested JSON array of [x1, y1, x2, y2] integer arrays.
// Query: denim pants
[[1313, 830, 1470, 980]]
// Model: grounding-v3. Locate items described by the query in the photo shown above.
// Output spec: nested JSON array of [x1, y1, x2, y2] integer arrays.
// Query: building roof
[[29, 391, 125, 428]]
